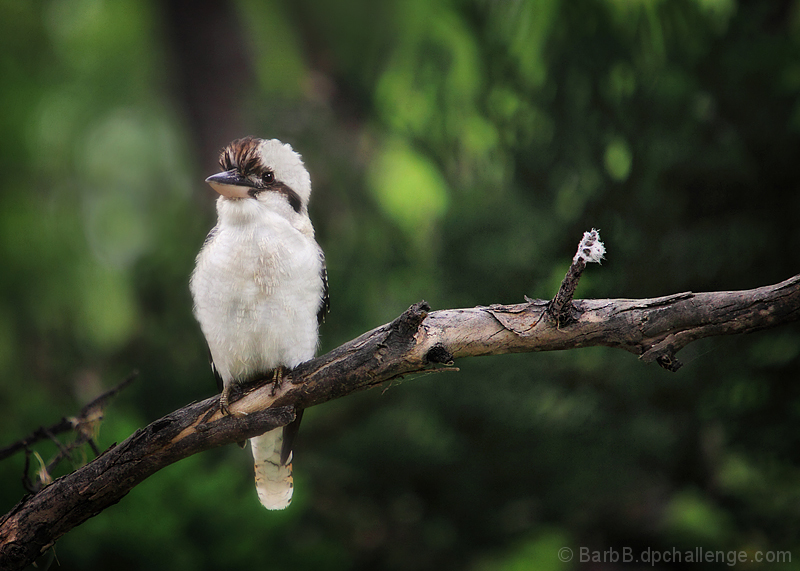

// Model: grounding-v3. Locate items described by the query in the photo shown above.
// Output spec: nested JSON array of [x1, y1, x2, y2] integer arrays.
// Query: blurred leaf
[[663, 488, 734, 546], [604, 136, 633, 182], [367, 137, 449, 240]]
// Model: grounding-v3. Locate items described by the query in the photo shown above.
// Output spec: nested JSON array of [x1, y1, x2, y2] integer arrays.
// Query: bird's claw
[[219, 384, 247, 416], [220, 369, 288, 414], [270, 366, 289, 396], [219, 385, 233, 415]]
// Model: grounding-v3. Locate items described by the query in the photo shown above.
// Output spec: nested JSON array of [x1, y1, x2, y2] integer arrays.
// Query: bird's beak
[[205, 170, 255, 198]]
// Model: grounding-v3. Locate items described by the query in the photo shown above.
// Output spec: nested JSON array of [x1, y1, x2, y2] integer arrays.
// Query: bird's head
[[206, 137, 312, 216]]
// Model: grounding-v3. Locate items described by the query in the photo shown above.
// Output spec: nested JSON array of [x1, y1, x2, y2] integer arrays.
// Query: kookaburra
[[190, 137, 329, 509]]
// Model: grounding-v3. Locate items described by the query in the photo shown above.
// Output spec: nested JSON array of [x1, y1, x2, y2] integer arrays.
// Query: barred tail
[[251, 429, 294, 510]]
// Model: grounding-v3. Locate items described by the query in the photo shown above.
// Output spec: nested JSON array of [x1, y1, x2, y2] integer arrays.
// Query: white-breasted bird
[[190, 137, 329, 510]]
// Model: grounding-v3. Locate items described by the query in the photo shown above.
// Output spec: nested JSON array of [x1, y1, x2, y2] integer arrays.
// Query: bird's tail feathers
[[251, 429, 294, 510]]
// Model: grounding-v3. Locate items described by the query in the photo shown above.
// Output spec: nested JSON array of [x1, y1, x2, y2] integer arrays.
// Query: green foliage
[[1, 0, 800, 569]]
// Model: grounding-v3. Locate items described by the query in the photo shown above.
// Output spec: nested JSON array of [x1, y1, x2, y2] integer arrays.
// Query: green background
[[1, 0, 799, 569]]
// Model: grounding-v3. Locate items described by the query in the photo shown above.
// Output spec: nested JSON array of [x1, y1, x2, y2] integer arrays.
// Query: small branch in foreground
[[548, 229, 606, 325], [0, 371, 139, 492]]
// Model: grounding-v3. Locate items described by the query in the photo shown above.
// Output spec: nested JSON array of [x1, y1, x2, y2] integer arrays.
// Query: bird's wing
[[201, 224, 219, 247], [317, 248, 330, 325], [280, 409, 304, 465], [208, 349, 223, 392], [199, 225, 224, 393], [251, 428, 295, 510]]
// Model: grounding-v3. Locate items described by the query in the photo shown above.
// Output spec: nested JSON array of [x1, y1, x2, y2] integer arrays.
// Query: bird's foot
[[219, 384, 247, 416], [270, 366, 289, 396], [219, 384, 233, 415]]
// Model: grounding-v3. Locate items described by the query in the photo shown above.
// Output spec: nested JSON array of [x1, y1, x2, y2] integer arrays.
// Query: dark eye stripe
[[247, 181, 302, 213], [272, 182, 302, 213]]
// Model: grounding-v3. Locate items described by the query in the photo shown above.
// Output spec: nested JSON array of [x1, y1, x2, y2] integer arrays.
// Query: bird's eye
[[262, 171, 275, 185]]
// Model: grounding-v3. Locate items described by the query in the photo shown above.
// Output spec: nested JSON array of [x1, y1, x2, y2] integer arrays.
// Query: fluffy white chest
[[190, 211, 323, 386]]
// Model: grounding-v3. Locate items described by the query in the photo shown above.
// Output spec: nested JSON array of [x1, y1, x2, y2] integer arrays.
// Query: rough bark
[[1, 274, 799, 570]]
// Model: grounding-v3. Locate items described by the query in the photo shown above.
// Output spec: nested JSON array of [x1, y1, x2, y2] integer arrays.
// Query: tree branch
[[2, 256, 799, 569], [0, 372, 138, 465]]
